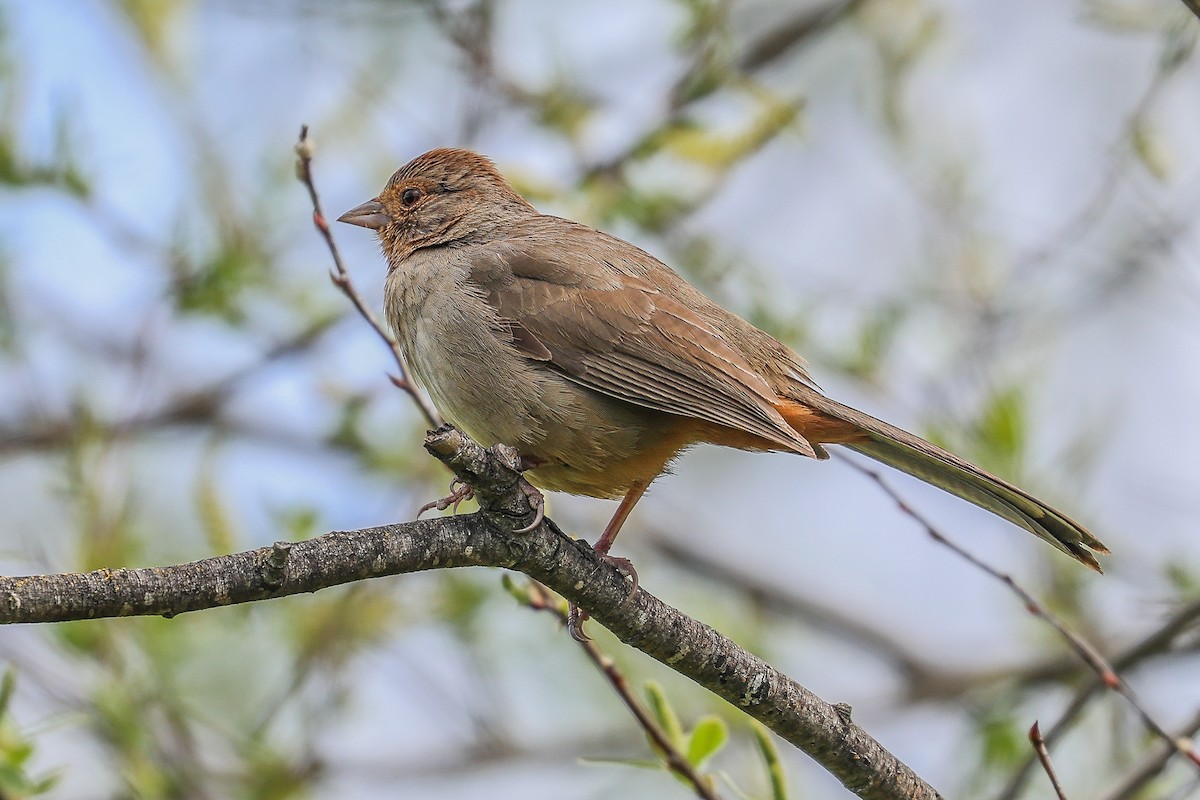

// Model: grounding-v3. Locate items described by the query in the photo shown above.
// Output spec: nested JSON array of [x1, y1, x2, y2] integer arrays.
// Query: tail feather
[[788, 387, 1109, 572]]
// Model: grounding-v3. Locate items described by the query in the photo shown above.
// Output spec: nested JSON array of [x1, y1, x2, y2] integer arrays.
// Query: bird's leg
[[594, 479, 648, 558], [567, 480, 649, 641], [592, 480, 645, 596]]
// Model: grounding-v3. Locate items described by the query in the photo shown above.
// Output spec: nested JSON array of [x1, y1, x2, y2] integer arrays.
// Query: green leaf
[[643, 682, 685, 749], [974, 705, 1025, 769], [436, 573, 493, 638], [753, 725, 788, 800], [1131, 120, 1172, 181], [327, 394, 370, 453], [1165, 558, 1199, 596], [658, 91, 803, 170], [0, 670, 13, 717], [175, 239, 265, 322], [534, 83, 594, 138], [966, 385, 1028, 476], [685, 715, 727, 768], [0, 671, 60, 797], [274, 506, 320, 542], [0, 252, 17, 353], [838, 302, 907, 380]]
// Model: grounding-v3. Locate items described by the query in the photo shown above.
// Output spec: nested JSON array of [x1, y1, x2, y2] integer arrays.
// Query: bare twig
[[737, 0, 865, 71], [0, 319, 339, 454], [520, 581, 721, 800], [836, 453, 1200, 776], [1101, 708, 1200, 800], [293, 125, 439, 427], [1028, 722, 1069, 800], [995, 595, 1200, 800], [650, 531, 1089, 703]]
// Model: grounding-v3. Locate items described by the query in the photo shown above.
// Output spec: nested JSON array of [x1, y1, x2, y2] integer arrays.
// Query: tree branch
[[0, 424, 943, 800]]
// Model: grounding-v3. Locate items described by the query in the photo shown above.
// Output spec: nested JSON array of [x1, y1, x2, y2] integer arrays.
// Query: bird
[[338, 147, 1108, 587]]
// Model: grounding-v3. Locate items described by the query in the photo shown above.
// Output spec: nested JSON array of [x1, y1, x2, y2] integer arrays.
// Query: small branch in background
[[1028, 722, 1069, 800], [836, 453, 1200, 776], [293, 125, 440, 428], [737, 0, 865, 71], [995, 595, 1200, 800], [650, 530, 1088, 703], [0, 319, 338, 455], [518, 580, 722, 800], [1101, 708, 1200, 800]]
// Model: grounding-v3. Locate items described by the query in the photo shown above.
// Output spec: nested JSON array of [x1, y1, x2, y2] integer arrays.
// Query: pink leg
[[594, 480, 649, 555], [568, 480, 648, 642]]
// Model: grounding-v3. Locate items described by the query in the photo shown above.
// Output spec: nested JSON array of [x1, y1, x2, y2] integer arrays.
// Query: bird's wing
[[464, 241, 817, 456]]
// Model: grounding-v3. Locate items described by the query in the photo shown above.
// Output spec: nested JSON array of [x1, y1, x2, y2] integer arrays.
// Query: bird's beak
[[337, 200, 392, 230]]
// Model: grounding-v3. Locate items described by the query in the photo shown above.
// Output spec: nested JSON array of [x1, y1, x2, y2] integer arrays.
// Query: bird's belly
[[407, 328, 680, 497]]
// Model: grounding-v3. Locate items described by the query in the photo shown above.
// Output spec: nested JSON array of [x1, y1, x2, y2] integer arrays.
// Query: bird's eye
[[401, 187, 423, 206]]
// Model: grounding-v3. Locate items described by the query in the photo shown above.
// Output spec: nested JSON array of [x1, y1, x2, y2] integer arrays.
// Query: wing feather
[[465, 243, 815, 455]]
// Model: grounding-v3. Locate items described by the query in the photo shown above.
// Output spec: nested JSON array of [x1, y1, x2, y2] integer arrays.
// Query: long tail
[[778, 387, 1110, 572]]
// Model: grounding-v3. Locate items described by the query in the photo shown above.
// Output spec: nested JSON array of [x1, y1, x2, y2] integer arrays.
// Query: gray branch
[[0, 425, 942, 800]]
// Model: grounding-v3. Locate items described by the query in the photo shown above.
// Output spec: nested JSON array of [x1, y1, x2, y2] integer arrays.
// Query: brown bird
[[339, 148, 1108, 581]]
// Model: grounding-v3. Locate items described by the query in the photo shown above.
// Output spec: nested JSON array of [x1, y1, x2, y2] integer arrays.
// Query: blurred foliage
[[0, 672, 56, 798], [173, 235, 271, 323], [974, 703, 1027, 773], [923, 384, 1028, 481], [828, 300, 908, 383], [0, 113, 90, 197]]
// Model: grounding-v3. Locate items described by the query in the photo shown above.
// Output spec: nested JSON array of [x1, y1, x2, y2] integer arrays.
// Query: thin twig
[[650, 531, 1088, 702], [0, 319, 338, 454], [737, 0, 865, 71], [995, 595, 1200, 800], [293, 125, 440, 427], [520, 581, 722, 800], [836, 453, 1200, 774], [1028, 722, 1069, 800], [1101, 708, 1200, 800]]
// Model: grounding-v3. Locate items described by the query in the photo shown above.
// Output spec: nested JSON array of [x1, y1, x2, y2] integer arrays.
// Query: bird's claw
[[565, 546, 640, 642], [567, 602, 590, 642], [512, 477, 545, 533], [601, 553, 639, 599], [418, 478, 475, 517]]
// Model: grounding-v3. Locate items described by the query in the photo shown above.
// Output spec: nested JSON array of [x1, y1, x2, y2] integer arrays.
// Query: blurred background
[[0, 0, 1198, 797]]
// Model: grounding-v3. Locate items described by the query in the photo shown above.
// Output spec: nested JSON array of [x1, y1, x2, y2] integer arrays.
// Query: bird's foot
[[567, 602, 591, 642], [598, 551, 639, 599], [566, 546, 640, 642], [512, 477, 545, 533], [418, 478, 475, 517]]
